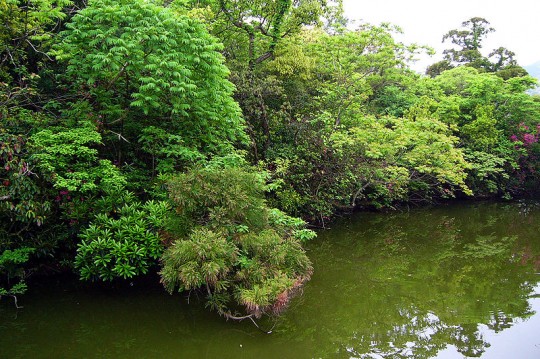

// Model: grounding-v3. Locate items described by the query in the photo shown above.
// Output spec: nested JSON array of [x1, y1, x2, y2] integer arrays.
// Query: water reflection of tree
[[278, 202, 540, 358]]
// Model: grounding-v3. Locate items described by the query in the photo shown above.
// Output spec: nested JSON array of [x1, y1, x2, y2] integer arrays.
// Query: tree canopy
[[426, 17, 528, 79]]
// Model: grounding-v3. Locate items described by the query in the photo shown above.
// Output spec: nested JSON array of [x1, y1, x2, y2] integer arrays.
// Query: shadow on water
[[1, 201, 540, 358]]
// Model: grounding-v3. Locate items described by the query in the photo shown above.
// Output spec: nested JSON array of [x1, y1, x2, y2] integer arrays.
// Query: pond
[[1, 201, 540, 358]]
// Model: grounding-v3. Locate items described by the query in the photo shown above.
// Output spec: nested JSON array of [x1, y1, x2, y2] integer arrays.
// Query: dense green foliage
[[1, 0, 539, 319], [53, 0, 246, 152], [160, 165, 314, 317], [75, 200, 169, 281]]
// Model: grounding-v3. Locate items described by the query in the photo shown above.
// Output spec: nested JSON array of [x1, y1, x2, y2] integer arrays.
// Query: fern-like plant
[[160, 166, 314, 319]]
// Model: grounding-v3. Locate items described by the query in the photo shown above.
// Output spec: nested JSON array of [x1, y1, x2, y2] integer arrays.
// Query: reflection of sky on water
[[438, 283, 540, 359], [352, 282, 540, 359]]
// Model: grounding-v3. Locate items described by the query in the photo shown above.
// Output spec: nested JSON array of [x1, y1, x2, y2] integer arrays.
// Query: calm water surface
[[1, 201, 540, 358]]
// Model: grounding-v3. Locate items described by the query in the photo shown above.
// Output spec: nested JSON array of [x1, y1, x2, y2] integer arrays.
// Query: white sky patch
[[342, 0, 540, 73]]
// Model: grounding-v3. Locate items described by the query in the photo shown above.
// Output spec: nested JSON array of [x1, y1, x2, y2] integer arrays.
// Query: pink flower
[[523, 133, 537, 145]]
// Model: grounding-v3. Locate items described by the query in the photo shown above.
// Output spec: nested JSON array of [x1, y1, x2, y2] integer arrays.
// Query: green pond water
[[1, 201, 540, 358]]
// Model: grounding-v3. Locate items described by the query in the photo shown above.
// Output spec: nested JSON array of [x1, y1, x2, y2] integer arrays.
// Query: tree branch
[[25, 39, 53, 61], [221, 311, 275, 334]]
